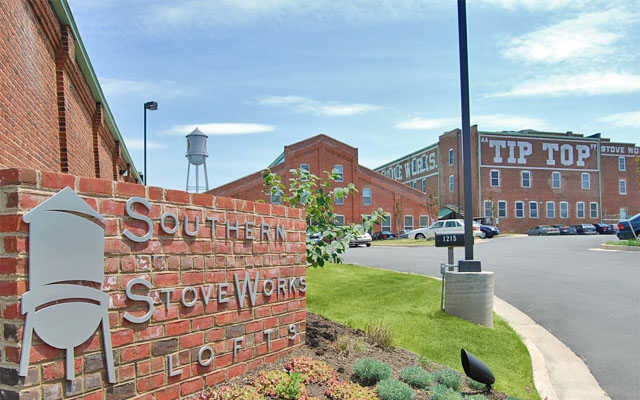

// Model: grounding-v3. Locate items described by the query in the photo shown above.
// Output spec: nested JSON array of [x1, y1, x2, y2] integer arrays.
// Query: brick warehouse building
[[0, 0, 139, 182], [376, 126, 640, 233], [210, 135, 434, 233]]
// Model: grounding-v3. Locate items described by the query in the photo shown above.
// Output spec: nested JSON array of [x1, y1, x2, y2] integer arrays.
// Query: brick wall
[[0, 168, 307, 399]]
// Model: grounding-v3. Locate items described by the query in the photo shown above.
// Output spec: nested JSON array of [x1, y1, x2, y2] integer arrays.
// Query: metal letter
[[167, 354, 183, 377], [288, 324, 298, 340], [206, 216, 219, 238], [298, 277, 307, 293], [289, 277, 298, 294], [159, 288, 174, 311], [218, 283, 230, 303], [200, 284, 213, 306], [198, 346, 214, 367], [124, 278, 154, 323], [184, 214, 200, 237], [277, 278, 288, 298], [181, 286, 198, 307], [233, 337, 243, 360], [263, 279, 275, 296], [264, 329, 274, 350], [245, 221, 255, 240], [227, 221, 240, 239], [123, 197, 153, 243], [276, 225, 285, 241], [160, 212, 178, 234], [261, 223, 271, 241], [234, 272, 260, 308]]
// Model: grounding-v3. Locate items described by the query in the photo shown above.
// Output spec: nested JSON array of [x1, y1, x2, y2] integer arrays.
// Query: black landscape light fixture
[[461, 348, 495, 393], [143, 100, 158, 185]]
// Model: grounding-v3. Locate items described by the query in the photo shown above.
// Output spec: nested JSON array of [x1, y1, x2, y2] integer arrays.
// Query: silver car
[[406, 219, 484, 239]]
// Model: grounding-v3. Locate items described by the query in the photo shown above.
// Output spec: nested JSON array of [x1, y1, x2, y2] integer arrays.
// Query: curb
[[494, 297, 611, 400], [600, 244, 640, 251]]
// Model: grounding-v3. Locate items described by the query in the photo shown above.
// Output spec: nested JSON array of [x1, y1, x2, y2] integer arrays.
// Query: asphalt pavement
[[343, 235, 639, 400]]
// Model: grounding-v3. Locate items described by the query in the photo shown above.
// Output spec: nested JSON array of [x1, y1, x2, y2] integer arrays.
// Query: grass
[[606, 239, 640, 247], [372, 238, 434, 247], [306, 263, 539, 400]]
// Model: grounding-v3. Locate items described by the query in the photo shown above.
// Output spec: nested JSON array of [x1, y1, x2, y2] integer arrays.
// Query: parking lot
[[343, 234, 639, 400]]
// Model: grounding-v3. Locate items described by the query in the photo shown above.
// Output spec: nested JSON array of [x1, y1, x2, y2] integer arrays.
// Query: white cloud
[[488, 72, 640, 98], [501, 9, 626, 64], [395, 114, 550, 131], [259, 96, 380, 116], [598, 111, 640, 128], [480, 0, 592, 11], [100, 78, 187, 98], [164, 123, 276, 135], [124, 138, 167, 150]]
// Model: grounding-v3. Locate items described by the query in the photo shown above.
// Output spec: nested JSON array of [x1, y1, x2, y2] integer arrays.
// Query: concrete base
[[445, 271, 494, 327]]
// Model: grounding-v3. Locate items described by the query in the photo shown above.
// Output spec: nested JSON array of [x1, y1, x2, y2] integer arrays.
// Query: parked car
[[573, 224, 597, 235], [349, 232, 372, 247], [617, 213, 640, 240], [479, 224, 499, 238], [306, 231, 323, 244], [593, 223, 615, 234], [406, 219, 484, 240], [527, 225, 561, 236], [372, 230, 396, 240], [552, 225, 577, 235]]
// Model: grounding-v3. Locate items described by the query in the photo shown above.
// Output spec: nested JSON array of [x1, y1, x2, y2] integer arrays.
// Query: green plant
[[433, 369, 461, 390], [467, 378, 487, 391], [376, 378, 415, 400], [466, 394, 490, 400], [249, 370, 290, 397], [324, 379, 379, 400], [275, 372, 304, 400], [399, 366, 432, 389], [285, 356, 338, 384], [334, 334, 369, 355], [353, 358, 392, 386], [203, 384, 265, 400], [365, 321, 394, 350], [429, 384, 463, 400], [263, 168, 383, 267]]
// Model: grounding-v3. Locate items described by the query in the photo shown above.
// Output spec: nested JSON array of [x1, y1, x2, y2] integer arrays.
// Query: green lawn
[[371, 238, 434, 246], [306, 263, 539, 400], [606, 239, 640, 247]]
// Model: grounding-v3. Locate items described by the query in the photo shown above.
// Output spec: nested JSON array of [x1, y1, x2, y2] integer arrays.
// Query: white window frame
[[449, 175, 454, 193], [448, 148, 454, 165], [620, 208, 627, 219], [490, 170, 500, 188], [334, 192, 344, 205], [560, 201, 569, 219], [576, 202, 585, 219], [515, 201, 524, 218], [521, 170, 531, 188], [546, 201, 555, 219], [529, 201, 538, 218], [419, 215, 429, 228], [484, 200, 493, 218], [333, 164, 344, 182], [619, 179, 627, 195], [618, 156, 626, 171], [421, 178, 426, 193], [590, 202, 599, 219], [404, 215, 414, 232], [362, 188, 372, 206], [498, 200, 507, 218], [552, 171, 561, 189], [334, 215, 345, 226], [382, 215, 391, 231], [300, 163, 310, 172], [581, 173, 590, 190]]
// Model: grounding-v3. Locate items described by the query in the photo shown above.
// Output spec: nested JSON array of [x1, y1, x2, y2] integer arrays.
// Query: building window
[[387, 168, 393, 178], [560, 201, 569, 219], [449, 175, 454, 192], [270, 192, 282, 205], [484, 200, 493, 218], [404, 215, 414, 232], [581, 173, 590, 190], [590, 202, 599, 219], [546, 201, 555, 219], [332, 165, 344, 182], [412, 181, 418, 189], [576, 202, 585, 219], [515, 201, 524, 218], [620, 208, 627, 219], [421, 179, 426, 193], [334, 215, 345, 226], [362, 188, 372, 206], [300, 163, 310, 172], [490, 170, 500, 187], [521, 171, 531, 188], [421, 156, 427, 170], [552, 171, 561, 189], [382, 215, 391, 231], [412, 159, 418, 173], [334, 192, 344, 205], [498, 200, 507, 218], [619, 156, 626, 171], [448, 149, 454, 165], [419, 215, 429, 228], [396, 166, 402, 180], [529, 201, 538, 218], [619, 179, 627, 195]]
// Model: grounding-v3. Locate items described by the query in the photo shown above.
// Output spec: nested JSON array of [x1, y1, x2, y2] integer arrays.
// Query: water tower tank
[[186, 128, 208, 165]]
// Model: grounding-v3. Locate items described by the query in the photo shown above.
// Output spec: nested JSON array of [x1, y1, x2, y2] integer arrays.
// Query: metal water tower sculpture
[[185, 128, 209, 193]]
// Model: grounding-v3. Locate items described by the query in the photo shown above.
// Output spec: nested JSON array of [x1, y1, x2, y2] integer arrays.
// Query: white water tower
[[185, 128, 209, 193]]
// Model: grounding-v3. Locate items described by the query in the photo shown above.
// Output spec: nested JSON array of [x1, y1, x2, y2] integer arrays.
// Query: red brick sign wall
[[0, 168, 307, 399]]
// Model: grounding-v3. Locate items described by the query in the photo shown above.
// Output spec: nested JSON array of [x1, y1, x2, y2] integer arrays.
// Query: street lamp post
[[143, 101, 158, 185]]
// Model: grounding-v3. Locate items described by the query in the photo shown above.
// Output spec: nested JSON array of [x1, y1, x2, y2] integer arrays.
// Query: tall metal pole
[[143, 106, 147, 185], [458, 0, 473, 260]]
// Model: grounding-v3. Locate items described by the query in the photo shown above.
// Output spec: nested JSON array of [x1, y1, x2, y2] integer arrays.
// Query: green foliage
[[433, 369, 461, 390], [365, 321, 394, 350], [249, 370, 291, 397], [324, 380, 379, 400], [262, 168, 383, 267], [275, 372, 304, 400], [399, 366, 432, 389], [203, 384, 265, 400], [284, 356, 338, 384], [466, 394, 490, 400], [353, 358, 392, 386], [376, 379, 415, 400], [467, 378, 488, 391], [334, 334, 370, 356], [429, 384, 463, 400]]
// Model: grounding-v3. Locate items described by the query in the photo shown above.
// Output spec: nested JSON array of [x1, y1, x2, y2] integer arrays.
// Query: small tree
[[263, 168, 383, 267]]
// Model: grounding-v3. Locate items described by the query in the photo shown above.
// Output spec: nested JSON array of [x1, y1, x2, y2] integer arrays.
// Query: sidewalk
[[494, 297, 611, 400]]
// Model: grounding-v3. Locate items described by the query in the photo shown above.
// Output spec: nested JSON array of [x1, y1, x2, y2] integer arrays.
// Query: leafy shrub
[[250, 370, 310, 399], [399, 366, 432, 389], [285, 356, 338, 384], [365, 321, 394, 350], [432, 369, 461, 390], [275, 372, 305, 400], [429, 383, 463, 400], [376, 378, 415, 400], [203, 384, 265, 400], [353, 358, 392, 386], [467, 378, 487, 391], [325, 379, 379, 400], [466, 394, 489, 400]]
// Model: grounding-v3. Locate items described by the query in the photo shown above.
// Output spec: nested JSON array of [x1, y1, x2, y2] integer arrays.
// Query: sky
[[66, 0, 640, 191]]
